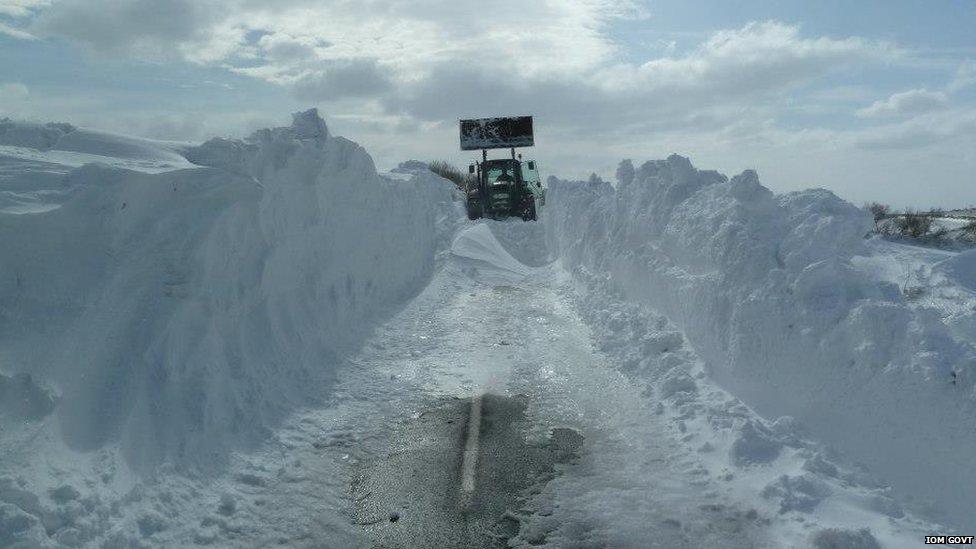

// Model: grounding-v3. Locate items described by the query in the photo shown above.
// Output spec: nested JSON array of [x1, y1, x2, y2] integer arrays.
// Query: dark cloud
[[32, 0, 221, 58], [291, 60, 394, 101]]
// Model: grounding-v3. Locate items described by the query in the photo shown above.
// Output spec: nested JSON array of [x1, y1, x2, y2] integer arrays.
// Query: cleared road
[[353, 394, 582, 548]]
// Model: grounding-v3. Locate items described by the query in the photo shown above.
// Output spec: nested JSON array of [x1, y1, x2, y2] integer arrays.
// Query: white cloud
[[603, 21, 897, 95], [852, 109, 976, 150], [28, 0, 637, 75], [0, 0, 46, 38], [0, 0, 49, 18], [381, 20, 898, 137], [13, 2, 973, 207], [25, 0, 661, 116], [856, 88, 948, 118], [22, 1, 903, 133], [948, 60, 976, 93], [0, 20, 34, 38]]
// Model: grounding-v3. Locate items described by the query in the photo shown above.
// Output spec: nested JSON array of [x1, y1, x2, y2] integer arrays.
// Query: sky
[[1, 0, 974, 208]]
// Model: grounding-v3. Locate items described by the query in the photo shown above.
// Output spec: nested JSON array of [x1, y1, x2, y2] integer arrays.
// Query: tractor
[[460, 116, 544, 221]]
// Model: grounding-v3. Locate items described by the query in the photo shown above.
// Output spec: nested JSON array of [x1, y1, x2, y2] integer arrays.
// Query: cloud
[[0, 20, 34, 39], [31, 0, 228, 60], [25, 0, 654, 111], [256, 32, 322, 64], [291, 60, 394, 102], [0, 0, 46, 38], [614, 22, 897, 96], [856, 88, 948, 118], [27, 0, 635, 71], [383, 21, 898, 139], [0, 0, 49, 18], [852, 109, 976, 150], [627, 21, 883, 97], [21, 2, 903, 134], [8, 1, 974, 208], [949, 60, 976, 93]]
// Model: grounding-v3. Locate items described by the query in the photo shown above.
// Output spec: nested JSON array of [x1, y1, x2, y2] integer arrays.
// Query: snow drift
[[935, 249, 976, 291], [0, 109, 454, 473], [0, 118, 195, 174], [544, 155, 976, 529]]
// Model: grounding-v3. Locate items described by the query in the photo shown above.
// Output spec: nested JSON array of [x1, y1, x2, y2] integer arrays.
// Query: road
[[353, 394, 582, 548]]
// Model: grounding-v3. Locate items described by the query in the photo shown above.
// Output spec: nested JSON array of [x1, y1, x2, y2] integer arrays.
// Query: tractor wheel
[[521, 197, 537, 221], [466, 199, 482, 220]]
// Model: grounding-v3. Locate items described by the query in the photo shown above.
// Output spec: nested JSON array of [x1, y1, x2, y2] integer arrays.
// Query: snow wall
[[0, 110, 455, 473], [544, 155, 976, 529]]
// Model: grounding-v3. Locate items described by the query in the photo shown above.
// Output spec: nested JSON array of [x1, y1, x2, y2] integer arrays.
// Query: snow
[[543, 155, 976, 531], [852, 239, 976, 361], [0, 114, 967, 547], [0, 120, 200, 217], [933, 217, 974, 232], [0, 119, 196, 174], [449, 224, 531, 285], [540, 263, 932, 548], [936, 249, 976, 291]]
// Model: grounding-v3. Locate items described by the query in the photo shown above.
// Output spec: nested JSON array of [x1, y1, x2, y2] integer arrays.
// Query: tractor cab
[[476, 158, 522, 219], [485, 160, 518, 185]]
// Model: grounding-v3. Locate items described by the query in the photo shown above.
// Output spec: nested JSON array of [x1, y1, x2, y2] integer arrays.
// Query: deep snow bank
[[0, 110, 455, 473], [544, 155, 976, 528]]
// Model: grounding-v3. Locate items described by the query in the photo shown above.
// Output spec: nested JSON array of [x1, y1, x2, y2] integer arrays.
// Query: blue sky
[[1, 0, 974, 208]]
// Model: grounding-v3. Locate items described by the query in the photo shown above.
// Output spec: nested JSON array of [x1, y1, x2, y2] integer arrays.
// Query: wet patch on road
[[352, 394, 582, 549]]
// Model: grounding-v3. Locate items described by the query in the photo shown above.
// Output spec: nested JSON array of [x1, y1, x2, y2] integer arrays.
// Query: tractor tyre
[[466, 199, 482, 220], [521, 197, 537, 221]]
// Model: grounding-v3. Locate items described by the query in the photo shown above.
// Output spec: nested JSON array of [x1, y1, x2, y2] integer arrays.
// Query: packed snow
[[0, 112, 970, 547]]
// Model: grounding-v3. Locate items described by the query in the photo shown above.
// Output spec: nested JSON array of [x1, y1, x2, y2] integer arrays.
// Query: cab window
[[521, 160, 541, 186], [487, 166, 515, 183]]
